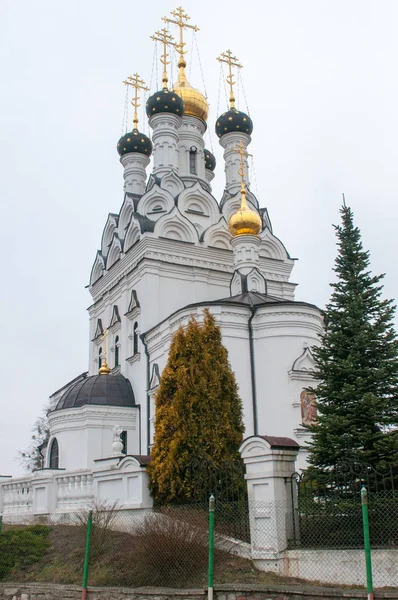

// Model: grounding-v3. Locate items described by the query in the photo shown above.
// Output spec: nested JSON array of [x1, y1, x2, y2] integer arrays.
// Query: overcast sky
[[1, 0, 397, 477]]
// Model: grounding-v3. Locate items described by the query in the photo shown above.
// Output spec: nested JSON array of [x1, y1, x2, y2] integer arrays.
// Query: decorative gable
[[289, 346, 316, 381], [125, 290, 140, 318], [149, 364, 161, 390], [92, 318, 104, 341], [160, 171, 184, 197], [109, 305, 121, 328]]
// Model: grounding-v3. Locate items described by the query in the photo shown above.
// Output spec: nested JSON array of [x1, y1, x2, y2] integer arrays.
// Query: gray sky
[[1, 0, 397, 476]]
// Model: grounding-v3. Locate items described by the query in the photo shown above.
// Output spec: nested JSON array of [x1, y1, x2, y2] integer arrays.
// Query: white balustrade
[[55, 472, 94, 510], [1, 479, 33, 516]]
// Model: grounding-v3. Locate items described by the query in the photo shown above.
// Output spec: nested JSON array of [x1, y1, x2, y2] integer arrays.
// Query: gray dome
[[54, 374, 135, 411]]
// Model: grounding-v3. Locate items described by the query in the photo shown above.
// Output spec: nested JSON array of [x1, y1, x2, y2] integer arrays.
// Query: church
[[0, 8, 323, 518]]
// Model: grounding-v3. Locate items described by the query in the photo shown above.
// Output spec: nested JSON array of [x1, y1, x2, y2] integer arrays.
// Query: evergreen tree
[[148, 309, 245, 505], [308, 203, 398, 469]]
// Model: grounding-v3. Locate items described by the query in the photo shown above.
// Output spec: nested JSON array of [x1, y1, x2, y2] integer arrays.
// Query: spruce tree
[[308, 203, 398, 470], [148, 309, 245, 505]]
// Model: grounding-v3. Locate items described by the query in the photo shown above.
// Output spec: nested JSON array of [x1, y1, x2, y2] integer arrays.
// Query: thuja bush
[[149, 309, 245, 505], [0, 524, 51, 579]]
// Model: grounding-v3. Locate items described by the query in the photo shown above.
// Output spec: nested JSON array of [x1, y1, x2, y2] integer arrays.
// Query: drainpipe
[[140, 333, 151, 456], [248, 306, 259, 436]]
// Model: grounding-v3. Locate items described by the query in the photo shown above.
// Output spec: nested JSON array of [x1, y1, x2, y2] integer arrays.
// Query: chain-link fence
[[0, 501, 254, 588], [2, 491, 398, 589]]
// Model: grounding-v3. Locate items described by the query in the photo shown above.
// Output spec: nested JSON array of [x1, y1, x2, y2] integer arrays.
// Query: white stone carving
[[137, 184, 175, 220], [259, 227, 290, 261], [101, 214, 118, 257], [202, 217, 231, 249], [90, 251, 105, 285], [112, 425, 124, 455], [118, 196, 135, 238], [124, 219, 140, 252], [160, 170, 184, 197], [149, 113, 181, 177], [246, 267, 267, 294], [154, 206, 199, 243], [178, 182, 220, 229], [106, 235, 122, 269]]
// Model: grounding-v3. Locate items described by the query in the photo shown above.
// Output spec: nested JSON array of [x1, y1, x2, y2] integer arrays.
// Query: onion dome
[[117, 129, 153, 157], [228, 186, 262, 237], [173, 60, 208, 123], [215, 109, 253, 138], [204, 149, 216, 171], [54, 374, 135, 411], [146, 88, 184, 117]]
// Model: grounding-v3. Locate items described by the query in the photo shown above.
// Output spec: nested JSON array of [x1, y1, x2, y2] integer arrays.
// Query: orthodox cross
[[232, 140, 252, 188], [217, 50, 242, 109], [162, 7, 199, 65], [102, 327, 108, 361], [151, 28, 177, 88], [122, 73, 149, 129]]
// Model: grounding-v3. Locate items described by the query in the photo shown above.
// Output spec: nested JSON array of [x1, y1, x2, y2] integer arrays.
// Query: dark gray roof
[[53, 374, 135, 412], [142, 292, 321, 339]]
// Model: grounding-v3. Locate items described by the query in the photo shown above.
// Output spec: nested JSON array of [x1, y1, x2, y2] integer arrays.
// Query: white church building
[[0, 9, 322, 520]]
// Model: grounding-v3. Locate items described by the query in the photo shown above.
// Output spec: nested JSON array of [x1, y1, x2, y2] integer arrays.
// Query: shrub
[[0, 525, 51, 579]]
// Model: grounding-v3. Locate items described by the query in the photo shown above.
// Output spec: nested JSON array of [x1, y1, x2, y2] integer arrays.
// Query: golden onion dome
[[228, 187, 262, 237], [173, 59, 209, 123]]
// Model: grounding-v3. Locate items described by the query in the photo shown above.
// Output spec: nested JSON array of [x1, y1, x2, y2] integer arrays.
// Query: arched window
[[49, 438, 59, 469], [189, 146, 197, 174], [133, 323, 138, 354], [115, 336, 119, 367], [98, 347, 102, 369]]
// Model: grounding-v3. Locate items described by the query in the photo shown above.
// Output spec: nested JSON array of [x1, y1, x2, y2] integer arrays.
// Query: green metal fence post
[[81, 509, 93, 600], [0, 515, 3, 533], [208, 494, 215, 600], [361, 486, 374, 600]]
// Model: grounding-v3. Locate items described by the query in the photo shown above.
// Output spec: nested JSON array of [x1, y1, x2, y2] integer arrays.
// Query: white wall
[[48, 405, 138, 470]]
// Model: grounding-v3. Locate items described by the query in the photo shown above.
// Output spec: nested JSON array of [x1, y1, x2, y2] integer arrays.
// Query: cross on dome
[[217, 50, 242, 110], [122, 73, 149, 130], [150, 28, 177, 89], [162, 6, 199, 67], [99, 328, 111, 375]]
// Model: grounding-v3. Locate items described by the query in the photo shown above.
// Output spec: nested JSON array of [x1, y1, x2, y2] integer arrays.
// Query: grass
[[0, 516, 361, 589]]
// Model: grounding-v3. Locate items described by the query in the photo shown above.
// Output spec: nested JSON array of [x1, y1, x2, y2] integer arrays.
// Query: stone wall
[[1, 583, 398, 600]]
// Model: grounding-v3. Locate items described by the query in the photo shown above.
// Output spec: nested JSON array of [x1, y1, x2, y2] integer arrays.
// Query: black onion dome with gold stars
[[215, 109, 253, 138], [117, 129, 153, 157], [146, 88, 184, 117], [204, 149, 216, 171]]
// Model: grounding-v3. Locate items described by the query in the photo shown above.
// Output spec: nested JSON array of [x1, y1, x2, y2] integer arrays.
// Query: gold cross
[[122, 73, 149, 129], [163, 7, 199, 64], [102, 328, 108, 360], [232, 140, 252, 187], [151, 28, 177, 88], [99, 327, 111, 375], [217, 50, 242, 109]]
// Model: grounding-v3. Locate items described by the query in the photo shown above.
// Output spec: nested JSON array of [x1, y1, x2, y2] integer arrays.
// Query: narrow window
[[115, 336, 119, 367], [189, 146, 197, 174], [120, 430, 127, 455], [98, 347, 102, 369], [49, 438, 59, 469], [133, 323, 138, 354]]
